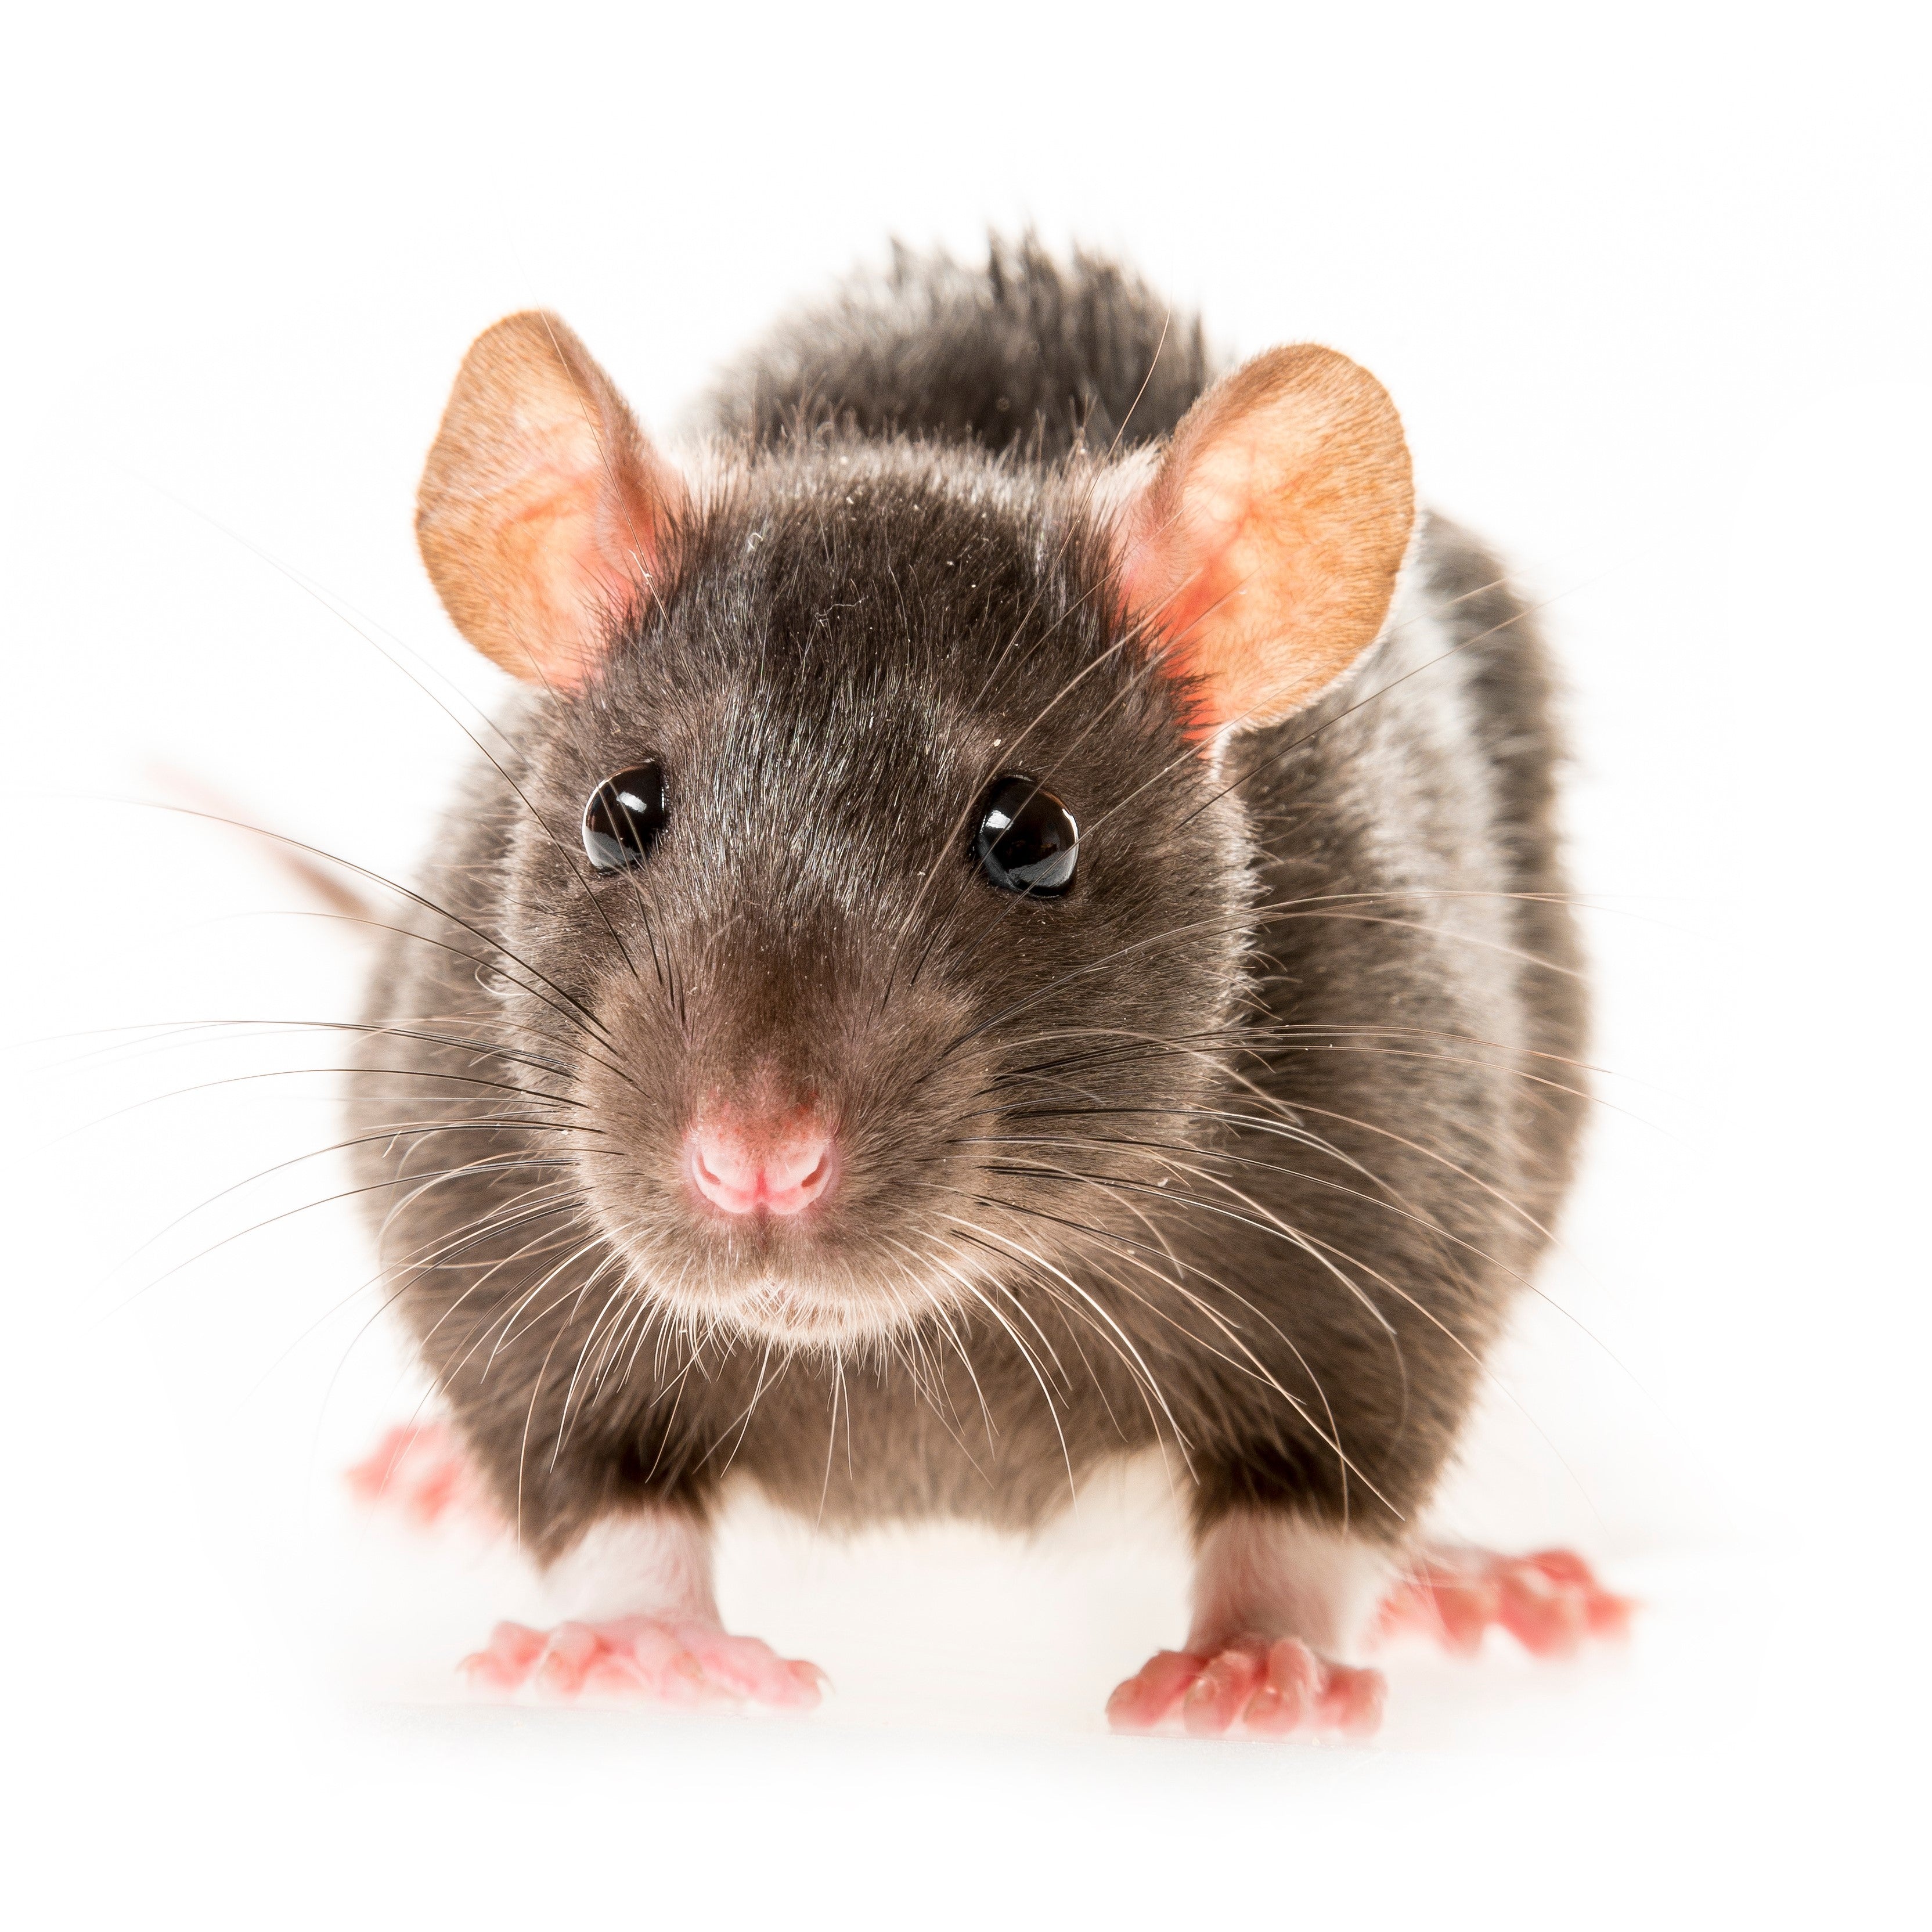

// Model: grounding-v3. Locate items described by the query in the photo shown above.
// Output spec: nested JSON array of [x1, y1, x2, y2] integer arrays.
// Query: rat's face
[[413, 312, 1411, 1349], [495, 455, 1242, 1346]]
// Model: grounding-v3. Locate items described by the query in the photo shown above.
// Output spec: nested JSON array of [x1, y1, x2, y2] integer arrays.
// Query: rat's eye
[[582, 763, 667, 873], [975, 774, 1079, 896]]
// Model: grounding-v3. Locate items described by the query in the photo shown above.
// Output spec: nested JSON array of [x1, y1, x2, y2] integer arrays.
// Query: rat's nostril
[[763, 1136, 831, 1197], [690, 1131, 759, 1200], [766, 1137, 835, 1215], [686, 1119, 836, 1218]]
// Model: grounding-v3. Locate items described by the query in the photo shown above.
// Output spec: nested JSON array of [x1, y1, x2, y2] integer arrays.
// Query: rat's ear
[[416, 311, 683, 688], [1114, 345, 1414, 737]]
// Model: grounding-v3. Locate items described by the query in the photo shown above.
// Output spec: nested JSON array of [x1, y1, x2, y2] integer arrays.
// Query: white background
[[3, 2, 1925, 1924]]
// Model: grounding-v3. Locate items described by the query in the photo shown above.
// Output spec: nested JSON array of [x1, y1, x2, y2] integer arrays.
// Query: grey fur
[[351, 242, 1586, 1566]]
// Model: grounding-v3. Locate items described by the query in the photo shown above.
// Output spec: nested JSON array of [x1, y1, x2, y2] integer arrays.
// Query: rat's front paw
[[1376, 1547, 1634, 1658], [345, 1422, 502, 1534], [462, 1616, 826, 1711], [1106, 1640, 1385, 1739]]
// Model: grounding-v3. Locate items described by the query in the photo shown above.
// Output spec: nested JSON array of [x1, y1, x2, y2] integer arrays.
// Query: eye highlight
[[582, 763, 667, 873], [975, 774, 1079, 896]]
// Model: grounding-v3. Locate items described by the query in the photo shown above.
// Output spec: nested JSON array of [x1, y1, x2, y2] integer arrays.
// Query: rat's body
[[350, 243, 1613, 1731]]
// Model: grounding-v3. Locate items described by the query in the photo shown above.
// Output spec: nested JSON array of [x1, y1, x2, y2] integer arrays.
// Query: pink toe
[[657, 1652, 724, 1707], [1437, 1578, 1501, 1655], [343, 1425, 408, 1504], [1529, 1549, 1594, 1588], [1525, 1553, 1637, 1641], [408, 1464, 457, 1527], [1317, 1664, 1386, 1738], [736, 1654, 821, 1710], [536, 1621, 604, 1697], [582, 1650, 651, 1697], [1182, 1649, 1265, 1736], [783, 1660, 828, 1708], [1107, 1650, 1203, 1732], [1259, 1638, 1320, 1727], [1242, 1685, 1296, 1735], [1498, 1569, 1583, 1658], [1242, 1642, 1321, 1737], [460, 1620, 545, 1691], [1587, 1588, 1636, 1639], [676, 1627, 783, 1702]]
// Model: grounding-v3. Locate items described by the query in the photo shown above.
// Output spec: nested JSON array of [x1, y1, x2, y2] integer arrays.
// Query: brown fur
[[351, 247, 1586, 1576]]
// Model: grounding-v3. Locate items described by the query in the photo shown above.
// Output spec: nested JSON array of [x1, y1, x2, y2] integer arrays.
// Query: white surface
[[3, 3, 1926, 1924]]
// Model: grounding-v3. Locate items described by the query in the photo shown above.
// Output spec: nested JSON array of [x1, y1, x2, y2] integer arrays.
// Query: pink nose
[[686, 1115, 837, 1217]]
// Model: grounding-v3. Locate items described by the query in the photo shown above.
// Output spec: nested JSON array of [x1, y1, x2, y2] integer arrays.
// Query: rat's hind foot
[[1376, 1547, 1634, 1658], [462, 1616, 826, 1712], [1106, 1639, 1385, 1740], [344, 1421, 502, 1533]]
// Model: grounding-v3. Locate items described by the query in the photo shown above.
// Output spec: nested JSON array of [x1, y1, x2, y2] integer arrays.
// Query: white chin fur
[[661, 1273, 949, 1353]]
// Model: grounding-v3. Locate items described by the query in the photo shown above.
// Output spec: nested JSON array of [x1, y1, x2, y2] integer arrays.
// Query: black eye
[[582, 763, 667, 873], [975, 774, 1079, 896]]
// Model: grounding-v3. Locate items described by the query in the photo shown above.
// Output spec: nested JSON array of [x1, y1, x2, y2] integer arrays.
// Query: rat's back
[[713, 236, 1214, 457]]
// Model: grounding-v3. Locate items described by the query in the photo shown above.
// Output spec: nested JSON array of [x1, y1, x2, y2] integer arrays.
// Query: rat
[[347, 237, 1629, 1735]]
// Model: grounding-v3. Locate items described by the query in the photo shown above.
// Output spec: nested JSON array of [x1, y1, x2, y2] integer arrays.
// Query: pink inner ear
[[516, 464, 666, 691], [1116, 455, 1275, 740], [1110, 344, 1416, 741]]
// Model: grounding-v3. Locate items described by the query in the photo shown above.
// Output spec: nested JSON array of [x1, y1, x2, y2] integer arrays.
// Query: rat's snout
[[685, 1106, 838, 1218]]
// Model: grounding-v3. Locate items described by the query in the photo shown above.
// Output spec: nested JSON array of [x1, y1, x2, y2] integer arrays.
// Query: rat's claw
[[461, 1614, 825, 1712], [1107, 1638, 1385, 1739], [1377, 1546, 1634, 1659]]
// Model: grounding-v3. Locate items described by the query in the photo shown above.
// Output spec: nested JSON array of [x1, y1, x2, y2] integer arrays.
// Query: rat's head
[[414, 312, 1412, 1351]]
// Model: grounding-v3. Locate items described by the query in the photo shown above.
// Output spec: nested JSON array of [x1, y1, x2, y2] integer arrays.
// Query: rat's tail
[[143, 761, 382, 923]]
